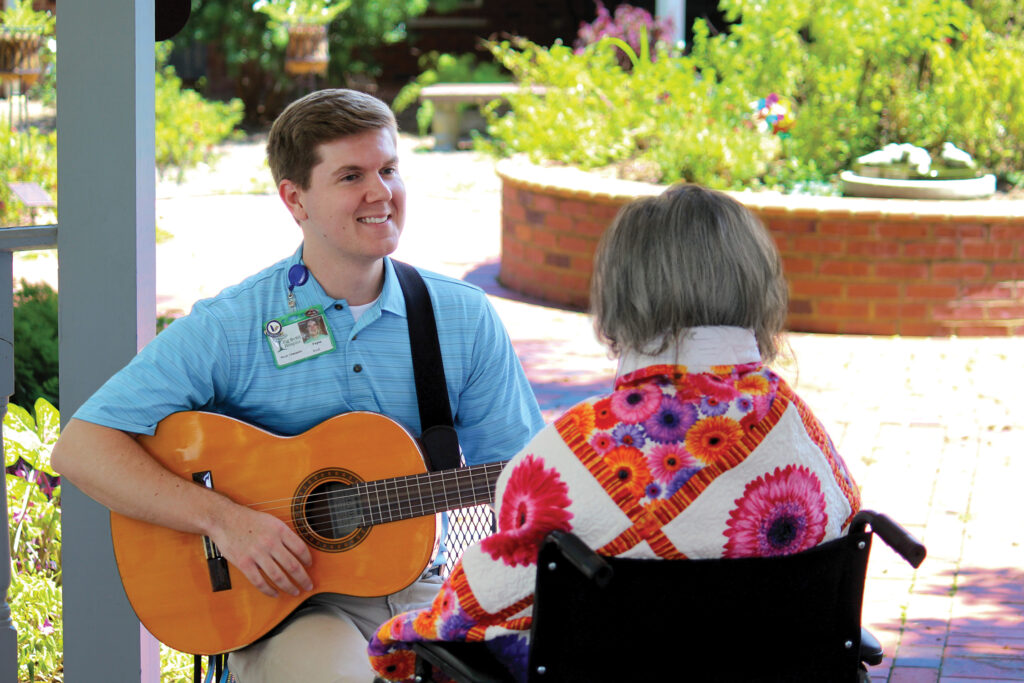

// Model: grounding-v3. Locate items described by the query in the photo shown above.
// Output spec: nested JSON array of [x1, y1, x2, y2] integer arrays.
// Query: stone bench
[[418, 82, 543, 151]]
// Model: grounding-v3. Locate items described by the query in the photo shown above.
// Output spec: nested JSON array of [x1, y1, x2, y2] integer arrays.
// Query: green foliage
[[5, 399, 62, 682], [481, 36, 774, 189], [172, 0, 452, 122], [12, 281, 58, 412], [483, 1, 1024, 191], [0, 124, 57, 227], [155, 43, 245, 181], [252, 0, 352, 26], [392, 51, 510, 135], [0, 0, 55, 33]]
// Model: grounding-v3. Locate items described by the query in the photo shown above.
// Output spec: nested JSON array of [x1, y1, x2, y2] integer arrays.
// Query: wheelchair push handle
[[852, 510, 927, 568], [544, 529, 614, 587]]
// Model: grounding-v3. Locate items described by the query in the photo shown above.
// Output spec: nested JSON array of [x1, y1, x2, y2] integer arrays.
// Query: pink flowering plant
[[574, 1, 674, 70]]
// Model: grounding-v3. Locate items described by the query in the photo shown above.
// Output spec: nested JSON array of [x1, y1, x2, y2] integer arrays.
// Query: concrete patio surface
[[14, 133, 1023, 681]]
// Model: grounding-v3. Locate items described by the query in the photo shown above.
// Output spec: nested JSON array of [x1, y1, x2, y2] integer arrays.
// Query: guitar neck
[[353, 461, 505, 527]]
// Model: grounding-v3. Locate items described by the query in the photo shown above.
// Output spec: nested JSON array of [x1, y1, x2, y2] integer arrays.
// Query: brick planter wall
[[497, 159, 1024, 337]]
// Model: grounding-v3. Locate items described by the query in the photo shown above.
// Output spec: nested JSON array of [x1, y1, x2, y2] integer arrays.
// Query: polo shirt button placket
[[353, 364, 362, 373]]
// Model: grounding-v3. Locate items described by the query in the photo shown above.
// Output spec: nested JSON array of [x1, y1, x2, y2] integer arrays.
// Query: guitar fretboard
[[319, 461, 506, 531]]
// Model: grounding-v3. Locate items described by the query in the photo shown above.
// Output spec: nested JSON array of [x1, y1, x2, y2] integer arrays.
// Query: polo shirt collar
[[289, 247, 407, 318]]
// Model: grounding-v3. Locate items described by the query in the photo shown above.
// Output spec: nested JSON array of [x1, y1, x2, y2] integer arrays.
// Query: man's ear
[[279, 179, 308, 223]]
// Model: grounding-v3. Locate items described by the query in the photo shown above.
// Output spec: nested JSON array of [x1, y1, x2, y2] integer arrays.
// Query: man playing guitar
[[51, 89, 544, 682]]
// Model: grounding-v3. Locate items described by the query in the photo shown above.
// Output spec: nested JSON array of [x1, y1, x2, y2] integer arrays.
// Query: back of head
[[591, 184, 788, 362], [267, 88, 397, 190]]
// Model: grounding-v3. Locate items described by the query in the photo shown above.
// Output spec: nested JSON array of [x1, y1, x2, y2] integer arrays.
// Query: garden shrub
[[171, 0, 462, 123], [12, 281, 58, 412], [5, 398, 62, 682], [0, 125, 57, 228], [481, 0, 1024, 192], [155, 43, 245, 182]]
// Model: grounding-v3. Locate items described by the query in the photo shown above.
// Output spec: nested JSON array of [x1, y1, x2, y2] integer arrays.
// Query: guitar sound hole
[[303, 481, 364, 539]]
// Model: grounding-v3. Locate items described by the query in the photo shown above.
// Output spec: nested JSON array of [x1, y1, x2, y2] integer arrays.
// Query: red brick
[[513, 223, 532, 242], [558, 198, 590, 216], [878, 221, 932, 239], [950, 324, 1014, 337], [962, 283, 1018, 300], [557, 233, 596, 254], [793, 236, 846, 254], [984, 304, 1024, 320], [875, 302, 929, 319], [561, 271, 590, 293], [960, 240, 1016, 260], [934, 222, 988, 239], [589, 201, 625, 221], [787, 317, 842, 334], [874, 262, 930, 280], [503, 200, 527, 222], [543, 252, 571, 269], [782, 257, 816, 275], [529, 192, 558, 212], [904, 242, 957, 259], [573, 219, 610, 238], [847, 283, 902, 299], [846, 240, 901, 257], [900, 321, 947, 337], [571, 256, 595, 275], [820, 260, 871, 277], [528, 226, 557, 248], [789, 299, 813, 315], [816, 300, 870, 317], [840, 320, 899, 335], [940, 303, 989, 320], [544, 212, 575, 232], [905, 284, 959, 300], [818, 219, 872, 237], [790, 278, 844, 297], [502, 237, 525, 260], [992, 263, 1024, 279], [991, 223, 1024, 241], [931, 262, 988, 280], [767, 218, 816, 234]]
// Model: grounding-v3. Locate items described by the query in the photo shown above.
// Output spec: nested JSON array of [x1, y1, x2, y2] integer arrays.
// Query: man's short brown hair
[[266, 89, 397, 190]]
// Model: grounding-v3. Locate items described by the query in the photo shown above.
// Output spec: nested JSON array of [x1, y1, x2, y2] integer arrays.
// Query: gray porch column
[[57, 1, 159, 681]]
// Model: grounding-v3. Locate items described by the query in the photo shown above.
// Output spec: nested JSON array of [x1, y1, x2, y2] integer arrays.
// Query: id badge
[[264, 305, 336, 368]]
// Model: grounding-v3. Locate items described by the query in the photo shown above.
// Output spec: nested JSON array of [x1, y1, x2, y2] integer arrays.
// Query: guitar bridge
[[193, 471, 232, 592]]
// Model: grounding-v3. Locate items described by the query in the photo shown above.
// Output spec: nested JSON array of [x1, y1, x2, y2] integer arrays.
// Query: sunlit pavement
[[16, 133, 1023, 682]]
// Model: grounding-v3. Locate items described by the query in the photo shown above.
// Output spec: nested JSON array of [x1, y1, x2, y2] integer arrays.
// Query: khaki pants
[[229, 573, 442, 683]]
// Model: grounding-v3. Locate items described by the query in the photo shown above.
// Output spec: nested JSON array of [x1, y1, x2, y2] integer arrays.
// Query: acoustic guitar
[[109, 410, 503, 655]]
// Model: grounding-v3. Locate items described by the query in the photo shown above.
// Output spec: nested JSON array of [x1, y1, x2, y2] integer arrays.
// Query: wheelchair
[[413, 509, 926, 682]]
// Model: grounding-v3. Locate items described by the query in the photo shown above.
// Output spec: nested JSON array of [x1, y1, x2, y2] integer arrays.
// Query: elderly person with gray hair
[[369, 183, 862, 683]]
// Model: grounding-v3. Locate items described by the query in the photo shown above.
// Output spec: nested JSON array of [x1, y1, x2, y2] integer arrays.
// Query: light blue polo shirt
[[75, 250, 544, 469]]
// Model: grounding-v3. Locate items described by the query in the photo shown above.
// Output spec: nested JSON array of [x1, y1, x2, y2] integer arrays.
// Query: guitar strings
[[230, 464, 504, 530]]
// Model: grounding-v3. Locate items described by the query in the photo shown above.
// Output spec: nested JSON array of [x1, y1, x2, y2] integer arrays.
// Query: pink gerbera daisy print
[[589, 431, 616, 454], [723, 465, 828, 557], [482, 454, 573, 567], [647, 444, 698, 483], [609, 383, 662, 422]]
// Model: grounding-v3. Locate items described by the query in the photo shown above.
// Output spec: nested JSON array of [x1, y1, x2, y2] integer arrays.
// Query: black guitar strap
[[392, 259, 462, 472]]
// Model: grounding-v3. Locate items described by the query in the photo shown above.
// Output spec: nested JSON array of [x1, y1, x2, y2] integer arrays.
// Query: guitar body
[[110, 411, 440, 655]]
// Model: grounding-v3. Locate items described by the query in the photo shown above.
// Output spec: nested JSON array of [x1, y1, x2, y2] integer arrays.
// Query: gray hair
[[590, 184, 788, 362], [267, 88, 397, 190]]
